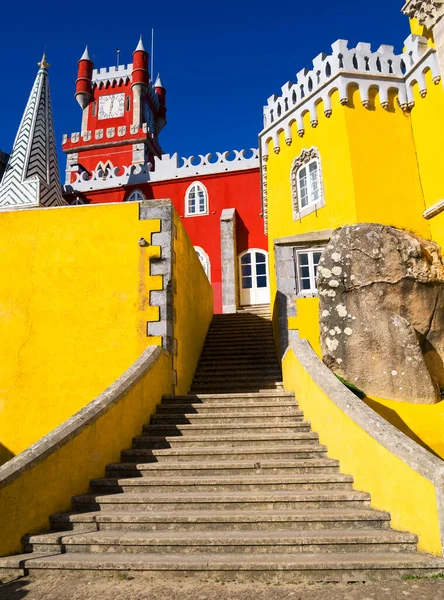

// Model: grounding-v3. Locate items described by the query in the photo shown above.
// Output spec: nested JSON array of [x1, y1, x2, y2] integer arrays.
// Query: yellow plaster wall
[[172, 211, 214, 394], [345, 89, 429, 238], [283, 346, 442, 555], [288, 297, 321, 357], [0, 349, 172, 558], [0, 202, 163, 464], [409, 72, 444, 247], [364, 396, 444, 460]]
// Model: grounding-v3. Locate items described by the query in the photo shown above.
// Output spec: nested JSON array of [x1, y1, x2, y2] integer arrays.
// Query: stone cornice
[[402, 0, 444, 29]]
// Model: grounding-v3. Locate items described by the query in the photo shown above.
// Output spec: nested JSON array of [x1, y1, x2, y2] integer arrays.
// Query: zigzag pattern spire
[[0, 55, 66, 209]]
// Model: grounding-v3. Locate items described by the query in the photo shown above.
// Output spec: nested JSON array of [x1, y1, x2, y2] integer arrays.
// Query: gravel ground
[[1, 575, 444, 600]]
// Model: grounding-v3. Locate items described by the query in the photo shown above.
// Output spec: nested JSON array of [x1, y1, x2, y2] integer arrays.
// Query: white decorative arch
[[185, 181, 209, 217], [194, 246, 211, 281]]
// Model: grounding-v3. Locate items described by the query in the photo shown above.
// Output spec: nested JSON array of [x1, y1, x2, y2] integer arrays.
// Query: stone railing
[[261, 35, 441, 154], [63, 149, 259, 194]]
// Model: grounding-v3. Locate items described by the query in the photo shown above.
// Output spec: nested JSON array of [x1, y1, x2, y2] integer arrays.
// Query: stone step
[[190, 384, 285, 392], [106, 458, 340, 478], [89, 473, 354, 494], [189, 375, 282, 383], [27, 529, 418, 556], [150, 412, 302, 425], [50, 508, 392, 533], [131, 433, 320, 450], [195, 363, 280, 371], [154, 401, 298, 414], [121, 445, 327, 463], [199, 348, 278, 356], [162, 392, 294, 400], [72, 490, 371, 512], [142, 423, 310, 436], [192, 373, 282, 381], [4, 552, 443, 582]]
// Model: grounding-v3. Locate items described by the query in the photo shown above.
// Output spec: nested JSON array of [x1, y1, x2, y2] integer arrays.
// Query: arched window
[[185, 182, 208, 216], [291, 148, 325, 220], [126, 189, 146, 202], [194, 246, 211, 281]]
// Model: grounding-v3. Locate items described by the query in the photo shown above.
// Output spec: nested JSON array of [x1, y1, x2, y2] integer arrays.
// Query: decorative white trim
[[63, 149, 259, 195], [194, 246, 211, 281], [423, 199, 444, 219], [259, 35, 440, 159], [291, 148, 325, 221], [402, 0, 444, 29], [184, 181, 209, 217]]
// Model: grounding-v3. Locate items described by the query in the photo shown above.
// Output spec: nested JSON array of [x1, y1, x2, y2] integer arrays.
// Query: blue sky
[[1, 1, 409, 167]]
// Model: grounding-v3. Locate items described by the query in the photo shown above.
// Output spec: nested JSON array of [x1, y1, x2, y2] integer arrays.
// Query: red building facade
[[62, 40, 268, 313]]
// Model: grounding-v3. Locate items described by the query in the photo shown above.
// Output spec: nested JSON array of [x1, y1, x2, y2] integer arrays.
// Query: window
[[185, 182, 208, 216], [295, 248, 324, 295], [194, 246, 211, 281], [291, 148, 324, 220], [91, 102, 97, 117], [126, 189, 146, 202], [126, 96, 130, 111]]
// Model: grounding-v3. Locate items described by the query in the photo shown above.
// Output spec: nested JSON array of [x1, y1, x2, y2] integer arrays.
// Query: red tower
[[63, 37, 167, 186]]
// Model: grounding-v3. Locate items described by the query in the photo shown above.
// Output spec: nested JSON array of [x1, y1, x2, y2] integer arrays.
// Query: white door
[[239, 249, 270, 306]]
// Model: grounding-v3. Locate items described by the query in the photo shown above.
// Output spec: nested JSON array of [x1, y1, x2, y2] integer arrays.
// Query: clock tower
[[62, 37, 167, 187]]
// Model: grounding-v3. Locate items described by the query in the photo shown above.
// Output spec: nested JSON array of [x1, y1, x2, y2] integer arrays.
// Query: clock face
[[98, 93, 125, 120]]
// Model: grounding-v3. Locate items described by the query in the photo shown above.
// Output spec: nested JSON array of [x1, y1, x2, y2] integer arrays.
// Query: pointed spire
[[0, 56, 66, 209], [79, 45, 92, 62], [134, 35, 147, 53], [38, 52, 50, 70], [154, 73, 164, 88]]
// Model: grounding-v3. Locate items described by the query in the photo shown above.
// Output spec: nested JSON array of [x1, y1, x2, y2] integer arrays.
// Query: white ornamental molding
[[83, 131, 92, 142], [259, 35, 441, 158], [95, 129, 104, 140], [402, 0, 444, 29], [106, 127, 115, 139], [63, 149, 260, 194], [118, 126, 126, 137]]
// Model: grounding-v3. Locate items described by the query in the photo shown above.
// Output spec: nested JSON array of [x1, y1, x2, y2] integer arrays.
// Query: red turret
[[154, 73, 167, 131], [75, 46, 94, 109], [131, 36, 149, 88]]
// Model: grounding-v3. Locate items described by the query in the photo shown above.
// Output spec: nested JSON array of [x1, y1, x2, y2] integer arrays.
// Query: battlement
[[90, 63, 160, 109], [62, 122, 159, 150], [261, 34, 440, 154], [63, 148, 259, 194], [92, 63, 132, 86]]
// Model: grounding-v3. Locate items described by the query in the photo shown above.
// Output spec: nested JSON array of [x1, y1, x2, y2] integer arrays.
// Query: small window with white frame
[[126, 189, 146, 202], [185, 182, 208, 216], [295, 247, 324, 295], [291, 148, 324, 220]]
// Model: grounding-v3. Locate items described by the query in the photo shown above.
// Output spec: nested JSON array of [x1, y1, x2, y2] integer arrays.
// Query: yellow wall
[[288, 297, 321, 357], [0, 202, 164, 465], [0, 348, 172, 558], [172, 211, 214, 394], [365, 396, 444, 460], [283, 345, 442, 555]]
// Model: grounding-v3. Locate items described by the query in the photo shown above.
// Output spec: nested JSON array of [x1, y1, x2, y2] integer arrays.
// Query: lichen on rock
[[318, 223, 444, 404]]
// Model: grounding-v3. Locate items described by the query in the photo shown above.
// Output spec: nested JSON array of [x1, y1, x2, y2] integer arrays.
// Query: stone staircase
[[1, 311, 444, 581]]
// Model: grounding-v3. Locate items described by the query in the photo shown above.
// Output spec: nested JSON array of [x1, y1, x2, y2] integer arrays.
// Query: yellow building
[[260, 14, 444, 358]]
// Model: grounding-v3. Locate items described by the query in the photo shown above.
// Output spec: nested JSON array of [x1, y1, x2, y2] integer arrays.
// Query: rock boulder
[[318, 224, 444, 404]]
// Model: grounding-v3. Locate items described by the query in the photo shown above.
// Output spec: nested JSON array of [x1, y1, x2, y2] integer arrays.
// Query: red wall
[[68, 168, 265, 313]]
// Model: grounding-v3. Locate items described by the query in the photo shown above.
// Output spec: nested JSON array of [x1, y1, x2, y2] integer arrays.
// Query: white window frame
[[185, 181, 209, 217], [194, 246, 211, 281], [126, 189, 146, 202], [295, 247, 324, 297], [291, 148, 325, 221]]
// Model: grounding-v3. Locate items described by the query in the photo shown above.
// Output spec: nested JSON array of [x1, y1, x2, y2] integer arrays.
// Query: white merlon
[[62, 122, 158, 146], [260, 35, 441, 156], [63, 149, 259, 194]]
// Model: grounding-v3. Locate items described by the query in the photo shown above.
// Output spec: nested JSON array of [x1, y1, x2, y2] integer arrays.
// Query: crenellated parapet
[[260, 35, 441, 157], [62, 122, 159, 151], [63, 148, 259, 194]]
